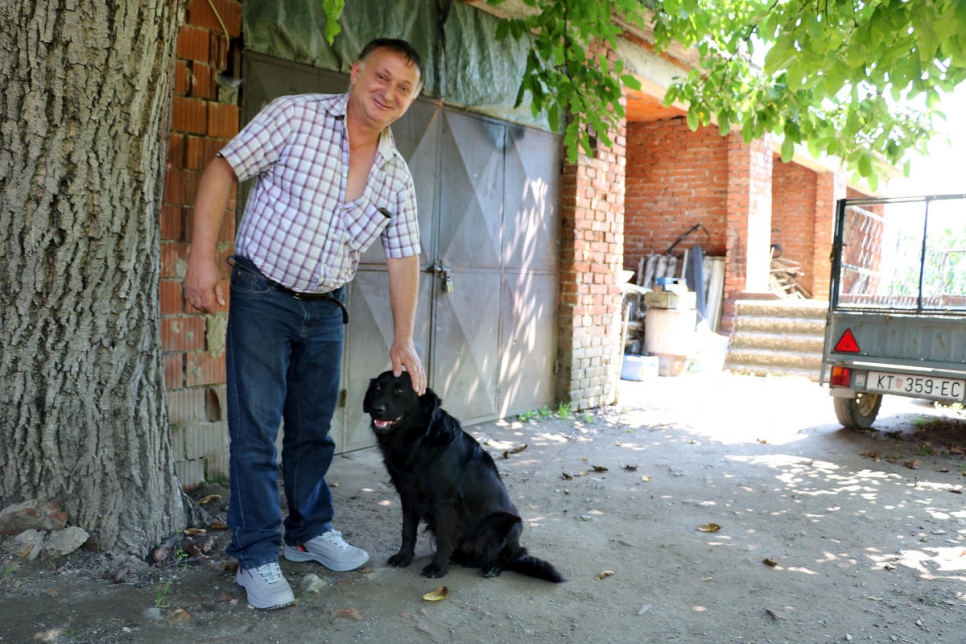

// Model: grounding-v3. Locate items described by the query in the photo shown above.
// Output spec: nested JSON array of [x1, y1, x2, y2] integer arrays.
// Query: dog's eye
[[393, 385, 404, 395]]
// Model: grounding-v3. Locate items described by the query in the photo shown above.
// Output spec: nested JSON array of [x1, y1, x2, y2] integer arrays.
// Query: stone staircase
[[724, 299, 829, 381]]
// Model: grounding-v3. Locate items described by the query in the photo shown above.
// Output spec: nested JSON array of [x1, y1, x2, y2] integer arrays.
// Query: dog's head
[[363, 370, 441, 435]]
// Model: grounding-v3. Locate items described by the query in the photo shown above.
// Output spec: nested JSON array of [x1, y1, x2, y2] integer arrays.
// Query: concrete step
[[734, 299, 828, 320], [724, 363, 823, 382], [726, 347, 824, 370], [734, 315, 827, 334], [729, 331, 825, 352], [725, 298, 828, 382]]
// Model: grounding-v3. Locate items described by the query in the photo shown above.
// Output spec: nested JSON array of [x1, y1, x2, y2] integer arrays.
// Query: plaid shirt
[[220, 93, 420, 293]]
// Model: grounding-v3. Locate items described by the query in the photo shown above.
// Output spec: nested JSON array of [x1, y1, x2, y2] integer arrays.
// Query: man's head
[[348, 39, 423, 132]]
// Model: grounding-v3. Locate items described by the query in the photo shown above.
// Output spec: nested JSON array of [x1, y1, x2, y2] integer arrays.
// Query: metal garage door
[[241, 52, 560, 451]]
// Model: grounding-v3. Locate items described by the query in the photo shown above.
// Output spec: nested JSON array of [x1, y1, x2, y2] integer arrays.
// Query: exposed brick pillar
[[812, 169, 847, 301], [556, 75, 627, 410], [720, 133, 774, 334], [162, 0, 242, 488]]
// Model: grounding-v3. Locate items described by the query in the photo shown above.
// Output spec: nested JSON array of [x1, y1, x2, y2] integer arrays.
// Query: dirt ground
[[2, 371, 966, 644]]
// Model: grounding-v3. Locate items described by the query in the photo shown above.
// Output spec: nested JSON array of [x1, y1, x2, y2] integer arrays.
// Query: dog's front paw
[[387, 551, 414, 568], [420, 563, 448, 578], [481, 565, 502, 578]]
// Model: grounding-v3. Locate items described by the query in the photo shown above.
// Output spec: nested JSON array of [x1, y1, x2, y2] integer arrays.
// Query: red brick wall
[[162, 0, 242, 487], [556, 46, 627, 410], [772, 159, 818, 294], [625, 118, 728, 272], [721, 132, 772, 297], [812, 170, 847, 301], [847, 187, 875, 200]]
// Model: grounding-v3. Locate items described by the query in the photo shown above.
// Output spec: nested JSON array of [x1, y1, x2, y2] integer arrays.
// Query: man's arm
[[386, 254, 426, 395], [184, 156, 238, 313]]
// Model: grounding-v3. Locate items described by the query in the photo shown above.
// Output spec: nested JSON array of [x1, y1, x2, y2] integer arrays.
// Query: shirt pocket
[[343, 204, 392, 254]]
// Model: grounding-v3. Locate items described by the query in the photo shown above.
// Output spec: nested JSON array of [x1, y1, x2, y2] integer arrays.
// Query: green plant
[[155, 580, 173, 609], [154, 538, 190, 609], [519, 410, 536, 422], [538, 406, 553, 418], [556, 403, 571, 419], [934, 401, 966, 413], [1, 562, 20, 585]]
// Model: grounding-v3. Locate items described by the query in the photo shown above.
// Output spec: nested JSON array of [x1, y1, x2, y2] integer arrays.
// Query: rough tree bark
[[0, 0, 187, 556]]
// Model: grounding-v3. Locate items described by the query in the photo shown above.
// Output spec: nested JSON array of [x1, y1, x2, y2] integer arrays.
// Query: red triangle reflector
[[834, 329, 860, 353]]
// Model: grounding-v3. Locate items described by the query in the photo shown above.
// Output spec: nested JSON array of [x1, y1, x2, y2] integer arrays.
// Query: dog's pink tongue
[[374, 419, 392, 429]]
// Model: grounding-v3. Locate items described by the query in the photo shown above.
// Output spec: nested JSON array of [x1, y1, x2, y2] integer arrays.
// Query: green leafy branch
[[651, 0, 966, 187], [320, 0, 966, 183], [321, 0, 346, 43], [487, 0, 644, 163]]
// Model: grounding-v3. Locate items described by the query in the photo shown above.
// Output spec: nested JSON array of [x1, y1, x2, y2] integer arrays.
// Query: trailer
[[821, 194, 966, 428]]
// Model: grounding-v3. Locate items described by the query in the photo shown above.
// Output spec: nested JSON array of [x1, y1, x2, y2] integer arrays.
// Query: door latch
[[427, 260, 455, 293]]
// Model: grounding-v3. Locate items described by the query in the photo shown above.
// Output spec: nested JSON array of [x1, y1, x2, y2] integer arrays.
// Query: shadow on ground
[[2, 372, 965, 643]]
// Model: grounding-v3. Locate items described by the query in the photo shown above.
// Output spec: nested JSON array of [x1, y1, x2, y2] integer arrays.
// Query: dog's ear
[[419, 387, 441, 420]]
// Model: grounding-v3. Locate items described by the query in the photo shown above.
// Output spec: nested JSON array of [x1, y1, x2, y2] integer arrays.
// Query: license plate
[[866, 371, 966, 401]]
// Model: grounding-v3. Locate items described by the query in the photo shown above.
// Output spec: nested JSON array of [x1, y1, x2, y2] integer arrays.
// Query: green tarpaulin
[[243, 0, 552, 131]]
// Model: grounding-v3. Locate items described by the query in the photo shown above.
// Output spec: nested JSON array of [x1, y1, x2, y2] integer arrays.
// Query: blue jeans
[[224, 256, 346, 568]]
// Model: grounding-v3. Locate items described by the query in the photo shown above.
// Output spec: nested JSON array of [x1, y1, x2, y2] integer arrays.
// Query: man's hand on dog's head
[[389, 341, 426, 395]]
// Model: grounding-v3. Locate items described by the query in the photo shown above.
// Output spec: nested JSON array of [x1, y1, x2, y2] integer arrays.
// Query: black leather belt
[[227, 256, 349, 324], [272, 281, 336, 302]]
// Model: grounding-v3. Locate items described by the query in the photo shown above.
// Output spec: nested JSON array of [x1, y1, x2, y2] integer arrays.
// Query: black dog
[[363, 370, 564, 582]]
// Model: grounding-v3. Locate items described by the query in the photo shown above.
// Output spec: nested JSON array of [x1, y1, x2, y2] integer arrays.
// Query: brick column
[[556, 71, 627, 410], [162, 0, 242, 488], [811, 169, 847, 301], [720, 133, 774, 333]]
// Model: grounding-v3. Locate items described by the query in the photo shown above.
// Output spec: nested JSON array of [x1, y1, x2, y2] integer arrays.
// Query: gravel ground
[[2, 371, 965, 643]]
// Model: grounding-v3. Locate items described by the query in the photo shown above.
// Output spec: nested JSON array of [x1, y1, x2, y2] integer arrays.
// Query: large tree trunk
[[0, 1, 187, 556]]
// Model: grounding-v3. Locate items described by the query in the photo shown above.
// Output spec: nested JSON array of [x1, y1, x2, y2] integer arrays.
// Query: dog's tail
[[505, 550, 565, 583]]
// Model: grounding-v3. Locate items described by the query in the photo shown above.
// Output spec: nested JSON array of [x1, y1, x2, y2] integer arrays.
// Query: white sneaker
[[236, 562, 295, 609], [284, 530, 369, 571]]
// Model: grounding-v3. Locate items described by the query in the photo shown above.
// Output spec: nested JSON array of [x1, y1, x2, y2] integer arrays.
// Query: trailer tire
[[833, 393, 882, 429]]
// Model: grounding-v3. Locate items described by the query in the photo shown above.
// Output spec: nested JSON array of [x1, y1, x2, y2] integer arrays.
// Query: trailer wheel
[[833, 393, 882, 429]]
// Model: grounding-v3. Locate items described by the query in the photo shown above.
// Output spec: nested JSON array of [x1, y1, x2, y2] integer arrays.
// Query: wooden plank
[[705, 257, 726, 332]]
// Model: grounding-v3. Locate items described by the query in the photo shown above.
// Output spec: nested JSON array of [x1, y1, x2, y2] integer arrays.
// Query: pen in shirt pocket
[[378, 207, 392, 219]]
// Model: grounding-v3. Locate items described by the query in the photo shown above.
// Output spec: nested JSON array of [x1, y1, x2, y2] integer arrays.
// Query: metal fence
[[832, 194, 966, 312]]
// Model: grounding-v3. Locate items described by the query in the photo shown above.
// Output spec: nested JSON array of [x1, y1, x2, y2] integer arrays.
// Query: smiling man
[[184, 39, 426, 610]]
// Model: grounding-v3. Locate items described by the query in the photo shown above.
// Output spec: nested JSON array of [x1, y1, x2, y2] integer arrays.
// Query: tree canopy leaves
[[487, 0, 646, 163], [321, 0, 966, 184], [650, 0, 966, 188]]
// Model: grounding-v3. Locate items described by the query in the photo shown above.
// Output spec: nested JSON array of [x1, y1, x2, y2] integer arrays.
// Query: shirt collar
[[327, 93, 402, 169], [376, 127, 399, 168], [325, 92, 350, 118]]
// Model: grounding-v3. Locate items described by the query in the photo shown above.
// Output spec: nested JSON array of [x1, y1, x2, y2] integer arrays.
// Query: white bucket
[[621, 354, 659, 381]]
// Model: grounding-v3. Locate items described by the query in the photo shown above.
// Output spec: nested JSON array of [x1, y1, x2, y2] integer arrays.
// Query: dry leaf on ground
[[422, 586, 449, 601], [334, 608, 364, 621]]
